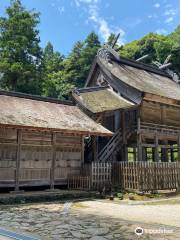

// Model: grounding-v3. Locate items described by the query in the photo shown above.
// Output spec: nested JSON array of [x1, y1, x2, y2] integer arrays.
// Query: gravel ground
[[78, 200, 180, 227]]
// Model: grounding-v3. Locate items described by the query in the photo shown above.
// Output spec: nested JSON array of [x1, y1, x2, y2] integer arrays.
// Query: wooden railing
[[112, 162, 180, 191], [140, 122, 180, 135], [98, 130, 122, 162]]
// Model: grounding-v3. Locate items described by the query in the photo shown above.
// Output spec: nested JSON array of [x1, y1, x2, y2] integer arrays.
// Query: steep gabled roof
[[85, 47, 180, 101], [0, 90, 112, 136], [73, 86, 135, 113]]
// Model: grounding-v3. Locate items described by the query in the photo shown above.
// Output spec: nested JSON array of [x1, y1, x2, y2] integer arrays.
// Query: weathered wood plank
[[15, 129, 22, 191]]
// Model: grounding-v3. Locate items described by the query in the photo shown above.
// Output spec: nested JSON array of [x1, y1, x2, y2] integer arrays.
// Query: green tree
[[119, 28, 180, 78], [62, 32, 101, 88], [42, 42, 74, 99], [0, 0, 42, 93]]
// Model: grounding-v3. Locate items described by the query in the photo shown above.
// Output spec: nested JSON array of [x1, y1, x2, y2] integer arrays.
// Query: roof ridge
[[75, 85, 109, 93], [97, 46, 172, 78], [116, 56, 171, 78], [0, 90, 74, 106]]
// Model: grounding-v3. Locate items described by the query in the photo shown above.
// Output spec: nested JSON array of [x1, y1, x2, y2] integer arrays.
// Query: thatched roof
[[73, 86, 135, 113], [98, 58, 180, 101], [0, 91, 112, 136], [85, 47, 180, 101]]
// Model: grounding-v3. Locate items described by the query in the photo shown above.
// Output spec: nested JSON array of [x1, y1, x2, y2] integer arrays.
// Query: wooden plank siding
[[140, 100, 180, 127], [0, 127, 84, 188]]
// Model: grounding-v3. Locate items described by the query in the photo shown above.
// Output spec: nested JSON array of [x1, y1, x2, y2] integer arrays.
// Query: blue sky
[[0, 0, 180, 55]]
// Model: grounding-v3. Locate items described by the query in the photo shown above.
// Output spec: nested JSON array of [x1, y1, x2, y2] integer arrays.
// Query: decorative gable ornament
[[97, 45, 120, 63]]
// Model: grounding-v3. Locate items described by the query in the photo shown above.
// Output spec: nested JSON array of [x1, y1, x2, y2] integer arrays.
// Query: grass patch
[[145, 199, 180, 205]]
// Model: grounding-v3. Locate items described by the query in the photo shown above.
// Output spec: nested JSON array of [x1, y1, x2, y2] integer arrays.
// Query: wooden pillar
[[170, 147, 174, 162], [137, 114, 142, 161], [133, 147, 137, 161], [114, 110, 120, 131], [92, 136, 98, 161], [50, 132, 56, 189], [152, 147, 155, 162], [122, 110, 126, 144], [81, 136, 85, 165], [121, 145, 128, 161], [142, 147, 147, 161], [15, 129, 22, 191], [121, 110, 128, 161], [178, 135, 180, 162], [137, 133, 142, 161], [161, 140, 168, 162], [154, 133, 159, 162]]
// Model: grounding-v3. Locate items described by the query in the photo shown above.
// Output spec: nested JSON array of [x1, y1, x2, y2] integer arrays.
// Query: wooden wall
[[0, 127, 83, 188], [140, 100, 180, 127]]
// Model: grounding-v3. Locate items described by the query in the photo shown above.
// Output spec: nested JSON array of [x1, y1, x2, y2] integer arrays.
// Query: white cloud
[[58, 6, 65, 14], [154, 3, 160, 8], [74, 0, 125, 45], [165, 17, 173, 23], [164, 8, 177, 16], [156, 28, 168, 35], [75, 0, 98, 7]]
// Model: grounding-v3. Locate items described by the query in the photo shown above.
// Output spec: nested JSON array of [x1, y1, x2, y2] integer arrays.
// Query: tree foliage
[[0, 0, 42, 93], [0, 0, 179, 100], [41, 42, 71, 99], [61, 32, 101, 88], [119, 27, 180, 77]]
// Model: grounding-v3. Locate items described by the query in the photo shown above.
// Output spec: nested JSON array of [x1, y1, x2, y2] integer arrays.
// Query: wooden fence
[[112, 162, 180, 191], [67, 176, 91, 190], [68, 161, 180, 191], [91, 162, 112, 189]]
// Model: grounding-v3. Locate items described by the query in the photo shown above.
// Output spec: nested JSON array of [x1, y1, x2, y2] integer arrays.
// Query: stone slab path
[[0, 200, 179, 239]]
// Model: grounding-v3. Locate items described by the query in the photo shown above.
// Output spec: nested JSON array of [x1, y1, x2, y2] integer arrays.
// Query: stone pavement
[[0, 202, 178, 240]]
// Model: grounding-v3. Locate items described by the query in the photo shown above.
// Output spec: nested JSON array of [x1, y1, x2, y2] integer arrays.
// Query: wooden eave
[[0, 123, 113, 137]]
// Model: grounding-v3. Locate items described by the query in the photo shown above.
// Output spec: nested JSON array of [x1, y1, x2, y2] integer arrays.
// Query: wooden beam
[[0, 123, 113, 137], [15, 129, 22, 191], [154, 134, 159, 162], [50, 132, 56, 189]]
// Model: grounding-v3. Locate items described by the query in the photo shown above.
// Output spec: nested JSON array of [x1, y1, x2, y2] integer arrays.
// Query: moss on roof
[[75, 88, 135, 113], [0, 94, 112, 136]]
